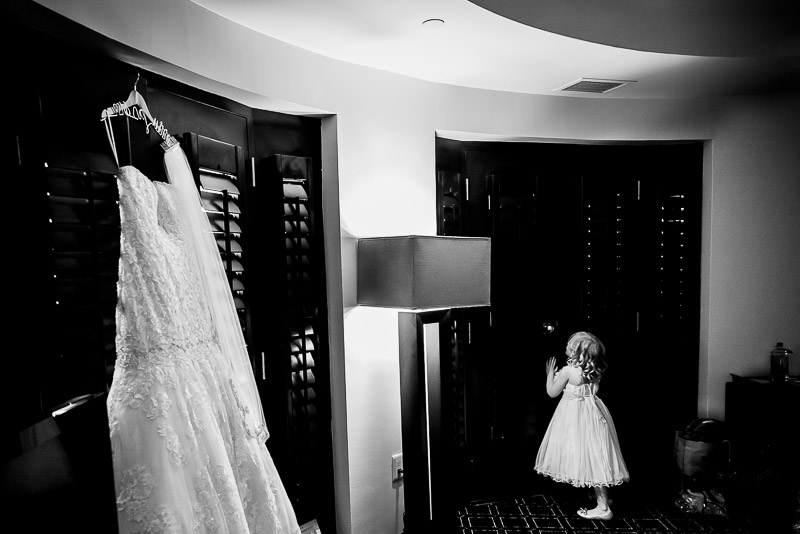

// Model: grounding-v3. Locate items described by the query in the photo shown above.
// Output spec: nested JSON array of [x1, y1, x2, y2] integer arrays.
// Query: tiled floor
[[455, 493, 750, 534]]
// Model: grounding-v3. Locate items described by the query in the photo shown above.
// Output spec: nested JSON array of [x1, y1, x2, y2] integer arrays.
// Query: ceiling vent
[[555, 78, 633, 94]]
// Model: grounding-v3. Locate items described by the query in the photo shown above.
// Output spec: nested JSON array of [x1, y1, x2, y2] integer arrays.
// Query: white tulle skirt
[[534, 382, 629, 487]]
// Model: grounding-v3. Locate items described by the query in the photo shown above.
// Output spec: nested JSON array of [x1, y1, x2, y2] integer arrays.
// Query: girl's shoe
[[577, 507, 613, 520]]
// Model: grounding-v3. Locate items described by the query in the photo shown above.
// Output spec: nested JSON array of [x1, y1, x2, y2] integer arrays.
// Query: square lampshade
[[357, 235, 491, 310]]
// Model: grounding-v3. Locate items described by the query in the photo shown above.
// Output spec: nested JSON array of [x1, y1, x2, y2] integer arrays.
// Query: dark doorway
[[436, 138, 703, 505]]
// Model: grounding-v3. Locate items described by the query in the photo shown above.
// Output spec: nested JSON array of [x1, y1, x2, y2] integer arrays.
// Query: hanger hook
[[133, 72, 140, 92]]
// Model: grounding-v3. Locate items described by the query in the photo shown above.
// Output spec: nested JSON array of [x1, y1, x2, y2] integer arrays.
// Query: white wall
[[23, 1, 800, 533], [342, 306, 405, 534], [699, 93, 800, 418]]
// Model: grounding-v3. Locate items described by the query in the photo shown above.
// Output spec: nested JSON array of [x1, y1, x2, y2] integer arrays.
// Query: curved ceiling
[[470, 0, 800, 57], [469, 0, 800, 58], [191, 0, 800, 99]]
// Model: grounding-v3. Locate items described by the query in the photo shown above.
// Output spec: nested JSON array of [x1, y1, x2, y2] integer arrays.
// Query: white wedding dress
[[107, 146, 301, 534]]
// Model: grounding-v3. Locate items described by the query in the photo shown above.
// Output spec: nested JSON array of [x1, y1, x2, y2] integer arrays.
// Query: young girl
[[534, 331, 629, 520]]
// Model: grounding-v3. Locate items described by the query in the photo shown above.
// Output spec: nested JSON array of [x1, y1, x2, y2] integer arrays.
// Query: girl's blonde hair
[[566, 331, 607, 383]]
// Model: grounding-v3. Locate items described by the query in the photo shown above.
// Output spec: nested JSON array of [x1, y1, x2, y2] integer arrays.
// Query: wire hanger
[[101, 72, 178, 167]]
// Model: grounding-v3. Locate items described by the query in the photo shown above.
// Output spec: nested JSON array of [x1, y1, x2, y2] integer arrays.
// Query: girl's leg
[[594, 485, 609, 511], [577, 486, 613, 519]]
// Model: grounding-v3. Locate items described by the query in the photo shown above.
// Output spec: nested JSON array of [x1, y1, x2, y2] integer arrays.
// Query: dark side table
[[725, 374, 800, 532], [726, 374, 799, 458]]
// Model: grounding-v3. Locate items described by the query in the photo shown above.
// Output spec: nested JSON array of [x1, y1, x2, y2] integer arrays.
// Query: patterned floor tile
[[455, 493, 749, 534]]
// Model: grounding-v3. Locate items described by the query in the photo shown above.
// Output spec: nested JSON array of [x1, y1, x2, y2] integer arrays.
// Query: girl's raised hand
[[546, 356, 557, 375]]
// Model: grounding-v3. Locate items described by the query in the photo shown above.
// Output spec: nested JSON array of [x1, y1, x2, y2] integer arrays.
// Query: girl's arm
[[544, 358, 570, 398]]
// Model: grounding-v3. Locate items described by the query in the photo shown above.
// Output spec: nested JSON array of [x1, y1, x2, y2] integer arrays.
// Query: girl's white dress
[[534, 380, 629, 487]]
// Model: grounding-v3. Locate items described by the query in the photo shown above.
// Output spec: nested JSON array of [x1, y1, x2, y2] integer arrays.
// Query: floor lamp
[[357, 235, 491, 532]]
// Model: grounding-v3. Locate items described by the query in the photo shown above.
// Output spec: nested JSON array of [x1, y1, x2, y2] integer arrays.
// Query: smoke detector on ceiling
[[422, 18, 445, 28], [555, 78, 634, 94]]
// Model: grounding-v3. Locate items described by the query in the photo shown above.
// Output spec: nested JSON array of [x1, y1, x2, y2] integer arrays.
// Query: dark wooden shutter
[[436, 171, 466, 236], [42, 153, 120, 409], [182, 133, 252, 342], [259, 154, 334, 529]]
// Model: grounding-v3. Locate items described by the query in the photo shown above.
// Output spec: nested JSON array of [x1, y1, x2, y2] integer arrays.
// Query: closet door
[[443, 306, 495, 503], [251, 154, 335, 531], [582, 146, 702, 485], [454, 145, 586, 499], [399, 305, 492, 529]]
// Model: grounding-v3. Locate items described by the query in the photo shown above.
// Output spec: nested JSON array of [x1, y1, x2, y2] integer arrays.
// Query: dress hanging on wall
[[102, 85, 302, 534]]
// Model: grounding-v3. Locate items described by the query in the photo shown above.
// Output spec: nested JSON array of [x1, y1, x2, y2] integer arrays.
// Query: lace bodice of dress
[[115, 166, 215, 370]]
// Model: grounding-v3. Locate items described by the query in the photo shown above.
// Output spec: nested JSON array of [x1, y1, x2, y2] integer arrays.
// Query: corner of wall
[[321, 115, 353, 534]]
